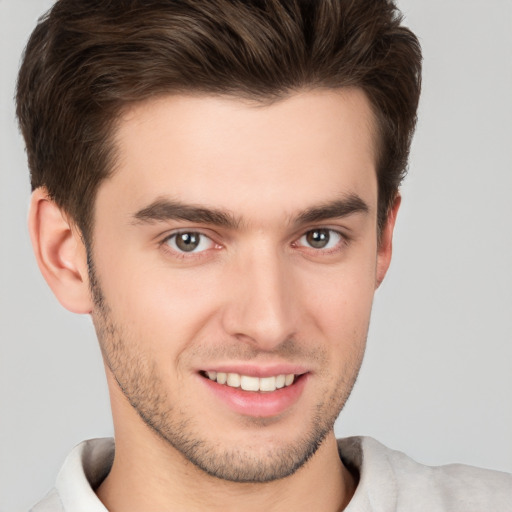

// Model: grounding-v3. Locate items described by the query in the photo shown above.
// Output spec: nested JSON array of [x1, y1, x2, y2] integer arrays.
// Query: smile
[[204, 371, 296, 392]]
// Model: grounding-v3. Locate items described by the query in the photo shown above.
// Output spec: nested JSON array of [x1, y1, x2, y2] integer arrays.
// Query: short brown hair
[[16, 0, 421, 240]]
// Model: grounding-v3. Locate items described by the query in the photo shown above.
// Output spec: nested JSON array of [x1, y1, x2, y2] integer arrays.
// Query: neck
[[97, 422, 355, 512]]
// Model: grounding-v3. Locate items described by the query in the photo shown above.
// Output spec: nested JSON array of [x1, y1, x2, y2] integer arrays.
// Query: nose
[[221, 245, 299, 351]]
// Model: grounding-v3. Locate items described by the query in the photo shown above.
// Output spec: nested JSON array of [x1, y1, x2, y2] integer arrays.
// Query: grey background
[[1, 1, 511, 511]]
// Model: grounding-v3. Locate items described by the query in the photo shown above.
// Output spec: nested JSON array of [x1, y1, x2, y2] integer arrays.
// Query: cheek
[[298, 260, 376, 377], [95, 254, 224, 357], [303, 258, 376, 332]]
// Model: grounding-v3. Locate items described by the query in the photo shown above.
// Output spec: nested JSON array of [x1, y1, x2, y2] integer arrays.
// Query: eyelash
[[159, 227, 349, 259], [292, 228, 349, 255], [160, 231, 219, 259]]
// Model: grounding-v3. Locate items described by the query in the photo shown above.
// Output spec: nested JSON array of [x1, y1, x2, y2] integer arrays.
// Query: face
[[89, 89, 389, 482]]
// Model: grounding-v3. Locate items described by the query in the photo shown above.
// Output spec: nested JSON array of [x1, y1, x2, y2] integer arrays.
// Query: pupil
[[176, 232, 200, 252], [307, 229, 329, 249]]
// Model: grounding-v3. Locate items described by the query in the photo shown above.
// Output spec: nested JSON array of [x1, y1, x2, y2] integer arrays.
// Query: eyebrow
[[133, 199, 240, 229], [293, 194, 369, 226], [132, 193, 369, 229]]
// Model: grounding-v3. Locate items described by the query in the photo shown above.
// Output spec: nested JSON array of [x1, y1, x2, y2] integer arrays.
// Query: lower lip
[[200, 374, 308, 418]]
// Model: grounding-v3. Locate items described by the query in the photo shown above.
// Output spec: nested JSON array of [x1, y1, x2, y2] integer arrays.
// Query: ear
[[375, 194, 401, 289], [28, 188, 93, 314]]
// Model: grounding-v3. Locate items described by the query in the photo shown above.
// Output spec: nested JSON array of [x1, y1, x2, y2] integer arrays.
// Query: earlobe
[[375, 194, 401, 289], [28, 188, 93, 314]]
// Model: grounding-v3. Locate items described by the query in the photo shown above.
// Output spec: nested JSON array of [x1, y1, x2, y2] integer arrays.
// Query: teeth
[[227, 373, 241, 387], [259, 376, 276, 392], [205, 371, 296, 392], [240, 375, 259, 391]]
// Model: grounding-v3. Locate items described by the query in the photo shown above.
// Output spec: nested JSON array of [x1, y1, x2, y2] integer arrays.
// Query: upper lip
[[199, 364, 309, 378]]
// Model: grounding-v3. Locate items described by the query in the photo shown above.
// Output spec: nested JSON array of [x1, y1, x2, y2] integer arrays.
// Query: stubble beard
[[88, 261, 366, 483]]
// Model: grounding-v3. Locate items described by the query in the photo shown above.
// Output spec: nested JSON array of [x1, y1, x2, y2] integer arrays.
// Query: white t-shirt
[[30, 437, 512, 511]]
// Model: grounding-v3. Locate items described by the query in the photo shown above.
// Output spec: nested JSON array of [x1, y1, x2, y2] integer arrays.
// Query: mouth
[[200, 371, 299, 392], [198, 365, 309, 417]]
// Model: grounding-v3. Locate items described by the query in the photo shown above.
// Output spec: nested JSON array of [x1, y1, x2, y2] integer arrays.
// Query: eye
[[298, 228, 343, 250], [164, 231, 215, 253]]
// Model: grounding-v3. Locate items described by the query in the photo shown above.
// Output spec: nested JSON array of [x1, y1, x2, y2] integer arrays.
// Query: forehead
[[99, 89, 378, 223]]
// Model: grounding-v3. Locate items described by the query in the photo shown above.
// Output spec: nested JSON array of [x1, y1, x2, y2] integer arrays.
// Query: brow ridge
[[133, 199, 240, 228], [294, 195, 369, 226], [133, 194, 369, 229]]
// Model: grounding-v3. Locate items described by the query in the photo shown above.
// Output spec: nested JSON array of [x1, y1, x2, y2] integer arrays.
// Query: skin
[[29, 88, 399, 512]]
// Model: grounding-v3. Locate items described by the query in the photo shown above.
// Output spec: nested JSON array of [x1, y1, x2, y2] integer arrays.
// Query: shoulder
[[30, 438, 114, 512], [338, 436, 512, 512], [30, 489, 63, 512]]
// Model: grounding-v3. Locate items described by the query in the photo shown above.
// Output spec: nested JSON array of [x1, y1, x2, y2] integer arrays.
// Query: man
[[14, 0, 511, 510]]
